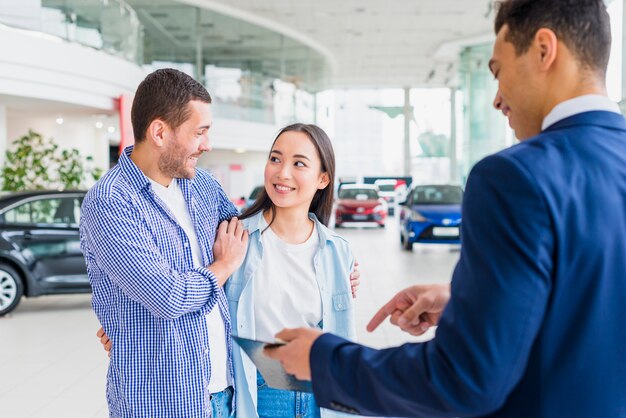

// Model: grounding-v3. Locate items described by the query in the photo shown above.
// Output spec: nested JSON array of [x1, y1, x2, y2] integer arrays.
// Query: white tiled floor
[[0, 219, 459, 417], [0, 293, 109, 417]]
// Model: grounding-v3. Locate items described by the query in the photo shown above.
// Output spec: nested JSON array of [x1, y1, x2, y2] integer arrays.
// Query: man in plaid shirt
[[80, 68, 248, 417]]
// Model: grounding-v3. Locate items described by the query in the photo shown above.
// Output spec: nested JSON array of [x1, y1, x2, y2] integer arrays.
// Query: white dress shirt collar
[[542, 94, 621, 131]]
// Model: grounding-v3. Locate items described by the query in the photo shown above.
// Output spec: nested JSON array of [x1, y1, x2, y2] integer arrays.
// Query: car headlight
[[373, 205, 385, 212], [336, 204, 346, 211], [410, 211, 427, 222]]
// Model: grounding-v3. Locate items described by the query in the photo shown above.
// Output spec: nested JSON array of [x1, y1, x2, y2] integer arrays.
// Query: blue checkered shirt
[[80, 146, 238, 417]]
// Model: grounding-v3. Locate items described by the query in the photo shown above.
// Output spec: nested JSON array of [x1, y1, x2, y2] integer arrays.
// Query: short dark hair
[[494, 0, 611, 75], [131, 68, 212, 142], [241, 123, 336, 227]]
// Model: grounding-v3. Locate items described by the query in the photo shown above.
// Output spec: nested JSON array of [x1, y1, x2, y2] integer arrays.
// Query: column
[[403, 86, 411, 176], [449, 88, 458, 184], [195, 8, 204, 83], [458, 43, 505, 183], [0, 105, 7, 169]]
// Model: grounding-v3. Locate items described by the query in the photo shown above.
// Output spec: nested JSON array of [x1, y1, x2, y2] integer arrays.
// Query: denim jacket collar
[[243, 210, 342, 250]]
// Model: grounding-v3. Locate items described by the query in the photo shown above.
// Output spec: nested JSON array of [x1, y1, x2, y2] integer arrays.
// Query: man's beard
[[158, 145, 195, 179]]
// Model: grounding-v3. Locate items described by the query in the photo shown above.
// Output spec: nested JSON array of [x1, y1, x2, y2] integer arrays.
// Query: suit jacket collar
[[543, 110, 626, 133]]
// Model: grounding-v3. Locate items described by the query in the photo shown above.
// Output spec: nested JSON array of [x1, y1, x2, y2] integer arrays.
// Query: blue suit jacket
[[310, 111, 626, 417]]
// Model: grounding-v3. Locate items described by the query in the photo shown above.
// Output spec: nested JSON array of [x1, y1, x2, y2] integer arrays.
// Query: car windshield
[[338, 188, 379, 200], [411, 186, 462, 205]]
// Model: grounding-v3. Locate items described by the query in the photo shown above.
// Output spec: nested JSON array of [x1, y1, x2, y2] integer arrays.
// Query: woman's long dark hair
[[240, 123, 336, 227]]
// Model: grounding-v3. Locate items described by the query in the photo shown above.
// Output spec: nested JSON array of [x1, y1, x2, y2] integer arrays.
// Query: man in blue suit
[[266, 0, 626, 416]]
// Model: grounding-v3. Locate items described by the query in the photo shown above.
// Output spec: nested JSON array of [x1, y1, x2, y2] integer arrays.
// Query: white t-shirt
[[253, 216, 323, 342], [149, 178, 231, 392]]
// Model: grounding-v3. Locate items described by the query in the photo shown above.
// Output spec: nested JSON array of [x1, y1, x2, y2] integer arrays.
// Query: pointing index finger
[[366, 298, 397, 332]]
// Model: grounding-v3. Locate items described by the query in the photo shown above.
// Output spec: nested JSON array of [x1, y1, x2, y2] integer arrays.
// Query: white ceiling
[[182, 0, 496, 89]]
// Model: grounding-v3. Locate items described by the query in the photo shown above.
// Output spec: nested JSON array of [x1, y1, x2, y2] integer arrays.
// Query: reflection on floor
[[0, 220, 459, 417]]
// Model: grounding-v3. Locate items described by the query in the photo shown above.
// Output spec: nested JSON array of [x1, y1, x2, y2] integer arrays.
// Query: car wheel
[[378, 223, 385, 228], [334, 223, 341, 228], [0, 263, 23, 316], [401, 232, 413, 251]]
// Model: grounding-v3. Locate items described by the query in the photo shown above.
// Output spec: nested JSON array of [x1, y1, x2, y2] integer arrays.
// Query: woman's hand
[[97, 326, 111, 357], [350, 259, 361, 298]]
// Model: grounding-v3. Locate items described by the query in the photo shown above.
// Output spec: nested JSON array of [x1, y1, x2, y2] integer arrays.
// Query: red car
[[334, 184, 387, 228]]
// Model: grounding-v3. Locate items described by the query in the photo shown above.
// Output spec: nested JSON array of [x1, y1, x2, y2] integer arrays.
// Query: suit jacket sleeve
[[310, 154, 554, 417]]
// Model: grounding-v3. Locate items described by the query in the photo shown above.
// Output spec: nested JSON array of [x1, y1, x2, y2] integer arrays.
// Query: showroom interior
[[0, 0, 624, 416]]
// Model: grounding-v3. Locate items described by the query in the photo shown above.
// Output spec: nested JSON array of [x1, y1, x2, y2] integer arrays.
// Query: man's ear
[[534, 28, 558, 72], [146, 119, 168, 147], [318, 172, 330, 190]]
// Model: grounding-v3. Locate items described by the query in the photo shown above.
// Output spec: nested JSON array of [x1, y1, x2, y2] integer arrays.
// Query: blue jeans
[[210, 386, 234, 418], [256, 372, 321, 418]]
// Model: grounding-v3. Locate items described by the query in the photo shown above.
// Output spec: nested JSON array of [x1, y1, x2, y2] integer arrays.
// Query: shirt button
[[337, 304, 343, 309], [184, 242, 189, 247]]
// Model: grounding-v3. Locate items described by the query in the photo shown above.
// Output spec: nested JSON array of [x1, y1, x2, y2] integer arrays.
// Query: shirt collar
[[118, 145, 152, 192], [542, 95, 621, 131], [244, 210, 337, 249]]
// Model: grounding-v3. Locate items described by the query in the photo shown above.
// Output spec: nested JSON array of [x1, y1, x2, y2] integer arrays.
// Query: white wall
[[209, 116, 280, 152], [0, 0, 41, 31], [332, 90, 386, 178], [198, 149, 267, 199], [204, 115, 281, 197], [0, 24, 145, 111]]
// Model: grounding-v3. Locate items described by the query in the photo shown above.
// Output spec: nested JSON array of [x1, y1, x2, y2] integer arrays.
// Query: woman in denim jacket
[[226, 123, 357, 418]]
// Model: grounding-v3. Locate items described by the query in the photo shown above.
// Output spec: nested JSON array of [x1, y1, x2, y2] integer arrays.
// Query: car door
[[0, 194, 88, 294]]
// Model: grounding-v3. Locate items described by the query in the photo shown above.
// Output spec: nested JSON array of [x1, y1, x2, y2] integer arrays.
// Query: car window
[[411, 186, 462, 204], [338, 188, 379, 200], [2, 197, 82, 226]]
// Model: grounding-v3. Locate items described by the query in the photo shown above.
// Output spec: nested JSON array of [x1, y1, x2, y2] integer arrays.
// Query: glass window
[[3, 197, 82, 226]]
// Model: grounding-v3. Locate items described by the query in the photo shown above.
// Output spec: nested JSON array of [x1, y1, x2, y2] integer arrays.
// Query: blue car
[[399, 185, 463, 250]]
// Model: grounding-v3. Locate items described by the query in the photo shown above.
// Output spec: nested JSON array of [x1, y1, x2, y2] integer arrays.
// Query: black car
[[243, 185, 264, 211], [0, 190, 89, 315]]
